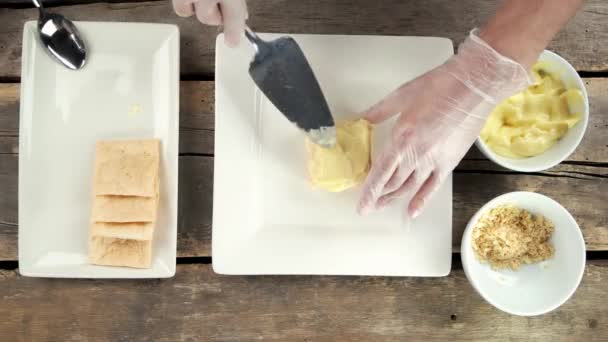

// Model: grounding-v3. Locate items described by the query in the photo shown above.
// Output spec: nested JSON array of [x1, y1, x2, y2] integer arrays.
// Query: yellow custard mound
[[480, 62, 584, 158], [306, 119, 372, 192]]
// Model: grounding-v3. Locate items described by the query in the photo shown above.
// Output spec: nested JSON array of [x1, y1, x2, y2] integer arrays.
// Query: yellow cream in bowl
[[306, 119, 372, 192], [480, 62, 584, 159]]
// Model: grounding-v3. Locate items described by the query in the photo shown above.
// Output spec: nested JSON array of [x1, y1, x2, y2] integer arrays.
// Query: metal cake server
[[245, 27, 336, 148]]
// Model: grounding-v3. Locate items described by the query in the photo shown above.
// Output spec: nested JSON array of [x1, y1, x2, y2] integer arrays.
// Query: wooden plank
[[0, 154, 212, 259], [457, 159, 608, 181], [0, 0, 143, 6], [0, 155, 18, 242], [1, 152, 606, 260], [2, 79, 607, 161], [453, 161, 607, 251], [0, 262, 606, 341], [0, 82, 215, 155], [1, 77, 606, 257], [179, 82, 214, 155], [1, 0, 607, 79], [0, 84, 19, 156], [177, 156, 212, 257], [0, 223, 17, 261]]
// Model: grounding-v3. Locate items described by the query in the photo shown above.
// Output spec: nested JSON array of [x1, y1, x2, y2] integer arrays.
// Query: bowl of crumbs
[[461, 191, 585, 316], [476, 50, 589, 172]]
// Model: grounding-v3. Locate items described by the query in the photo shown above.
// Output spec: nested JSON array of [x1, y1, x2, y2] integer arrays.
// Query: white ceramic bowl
[[461, 192, 586, 316], [476, 50, 589, 172]]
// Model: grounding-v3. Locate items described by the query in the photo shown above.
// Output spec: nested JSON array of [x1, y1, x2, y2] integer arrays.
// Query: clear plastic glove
[[173, 0, 248, 47], [357, 29, 531, 218]]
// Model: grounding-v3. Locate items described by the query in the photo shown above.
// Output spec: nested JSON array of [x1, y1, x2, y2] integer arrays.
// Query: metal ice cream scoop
[[245, 27, 336, 148]]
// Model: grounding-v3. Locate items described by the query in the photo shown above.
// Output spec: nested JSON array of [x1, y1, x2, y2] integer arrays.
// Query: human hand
[[357, 30, 530, 218], [173, 0, 248, 47]]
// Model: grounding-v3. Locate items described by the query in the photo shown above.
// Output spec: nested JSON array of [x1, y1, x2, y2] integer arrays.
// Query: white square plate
[[214, 34, 453, 276], [18, 22, 179, 278]]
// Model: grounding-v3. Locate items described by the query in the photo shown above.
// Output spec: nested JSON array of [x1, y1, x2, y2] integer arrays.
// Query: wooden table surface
[[1, 1, 607, 341]]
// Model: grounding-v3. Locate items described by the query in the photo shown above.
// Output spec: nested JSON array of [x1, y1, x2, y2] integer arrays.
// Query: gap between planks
[[3, 71, 608, 84], [0, 0, 164, 9], [2, 253, 608, 271]]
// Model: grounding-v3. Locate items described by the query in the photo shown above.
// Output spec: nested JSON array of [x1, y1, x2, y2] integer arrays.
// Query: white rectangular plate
[[214, 34, 453, 276], [18, 22, 179, 278]]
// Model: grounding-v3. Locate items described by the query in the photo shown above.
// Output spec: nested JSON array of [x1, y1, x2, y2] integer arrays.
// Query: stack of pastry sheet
[[89, 139, 160, 269]]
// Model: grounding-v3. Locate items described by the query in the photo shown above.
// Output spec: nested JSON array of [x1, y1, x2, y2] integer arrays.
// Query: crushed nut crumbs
[[472, 205, 555, 270]]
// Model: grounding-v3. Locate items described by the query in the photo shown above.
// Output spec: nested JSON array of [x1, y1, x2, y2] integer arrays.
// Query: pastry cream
[[480, 62, 583, 158], [306, 119, 372, 192]]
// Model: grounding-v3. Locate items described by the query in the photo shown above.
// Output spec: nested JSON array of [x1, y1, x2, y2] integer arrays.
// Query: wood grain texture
[[1, 152, 605, 260], [1, 0, 607, 79], [1, 2, 606, 340], [454, 161, 607, 251], [0, 0, 152, 6], [179, 82, 214, 155], [0, 84, 19, 156], [1, 76, 606, 259], [0, 262, 606, 341], [0, 82, 216, 155], [0, 154, 212, 259], [2, 79, 607, 161]]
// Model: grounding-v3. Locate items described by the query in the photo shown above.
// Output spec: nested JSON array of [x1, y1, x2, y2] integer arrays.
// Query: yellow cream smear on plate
[[480, 62, 584, 158], [472, 205, 555, 270], [306, 119, 372, 192]]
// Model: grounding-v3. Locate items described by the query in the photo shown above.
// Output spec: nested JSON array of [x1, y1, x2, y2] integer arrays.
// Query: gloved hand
[[173, 0, 248, 47], [357, 29, 530, 218]]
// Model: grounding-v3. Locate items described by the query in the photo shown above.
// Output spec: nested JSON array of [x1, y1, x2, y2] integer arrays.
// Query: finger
[[382, 158, 415, 195], [220, 0, 247, 47], [381, 137, 416, 194], [195, 0, 222, 26], [362, 94, 402, 124], [408, 172, 440, 218], [173, 0, 196, 17], [377, 158, 434, 209], [362, 79, 420, 124], [376, 169, 418, 209], [357, 150, 401, 215]]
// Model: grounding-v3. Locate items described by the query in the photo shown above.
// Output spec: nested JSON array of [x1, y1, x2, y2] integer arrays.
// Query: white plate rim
[[17, 21, 180, 278], [460, 191, 586, 316], [212, 33, 456, 276]]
